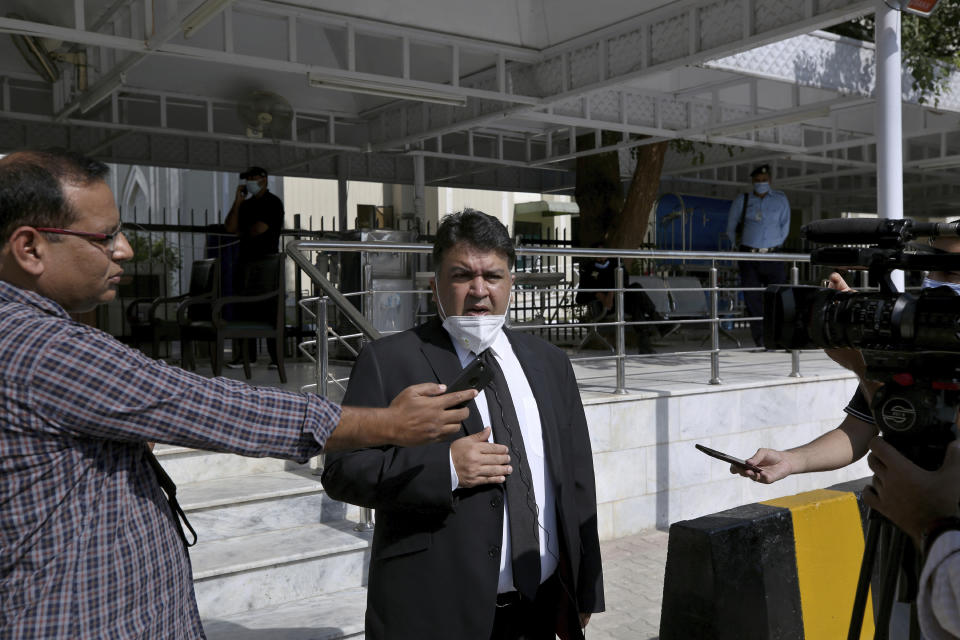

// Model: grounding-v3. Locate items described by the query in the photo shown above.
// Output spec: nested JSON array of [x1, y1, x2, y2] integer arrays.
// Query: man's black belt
[[496, 590, 523, 607], [741, 245, 779, 253]]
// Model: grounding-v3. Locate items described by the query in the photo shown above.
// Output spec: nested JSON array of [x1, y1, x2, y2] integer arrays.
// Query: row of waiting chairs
[[631, 275, 741, 348], [576, 275, 741, 351], [125, 254, 287, 382]]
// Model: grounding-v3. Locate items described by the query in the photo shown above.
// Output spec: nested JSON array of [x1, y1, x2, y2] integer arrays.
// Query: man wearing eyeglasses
[[0, 149, 477, 639]]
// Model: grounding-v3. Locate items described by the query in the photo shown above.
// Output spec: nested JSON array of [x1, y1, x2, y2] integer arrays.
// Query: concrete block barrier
[[660, 479, 875, 640]]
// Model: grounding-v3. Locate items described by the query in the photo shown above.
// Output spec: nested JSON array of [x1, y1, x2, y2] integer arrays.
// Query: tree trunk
[[573, 132, 623, 248], [574, 135, 668, 277], [608, 140, 669, 251]]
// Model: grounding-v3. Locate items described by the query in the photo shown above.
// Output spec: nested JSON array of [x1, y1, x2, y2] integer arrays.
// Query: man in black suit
[[322, 209, 604, 639]]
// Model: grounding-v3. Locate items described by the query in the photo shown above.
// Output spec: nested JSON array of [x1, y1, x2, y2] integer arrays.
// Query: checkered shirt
[[0, 280, 341, 639]]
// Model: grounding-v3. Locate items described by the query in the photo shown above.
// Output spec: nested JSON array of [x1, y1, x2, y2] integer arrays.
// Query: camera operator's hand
[[730, 448, 796, 483], [821, 272, 869, 376], [864, 437, 960, 548], [824, 271, 852, 292]]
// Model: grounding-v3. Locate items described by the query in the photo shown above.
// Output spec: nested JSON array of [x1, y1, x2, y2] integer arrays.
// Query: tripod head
[[863, 352, 960, 470]]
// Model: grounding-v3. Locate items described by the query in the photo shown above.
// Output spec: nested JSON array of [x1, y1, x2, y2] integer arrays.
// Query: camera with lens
[[763, 217, 960, 468]]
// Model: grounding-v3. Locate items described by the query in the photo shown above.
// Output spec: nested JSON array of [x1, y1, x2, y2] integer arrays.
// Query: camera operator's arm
[[733, 412, 877, 483]]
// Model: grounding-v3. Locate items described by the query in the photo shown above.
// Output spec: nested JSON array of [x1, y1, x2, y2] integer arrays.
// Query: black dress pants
[[739, 257, 785, 347], [490, 572, 567, 640]]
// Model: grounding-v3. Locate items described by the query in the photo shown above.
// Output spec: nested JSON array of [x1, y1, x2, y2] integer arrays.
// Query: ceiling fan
[[8, 13, 87, 88], [237, 90, 294, 140]]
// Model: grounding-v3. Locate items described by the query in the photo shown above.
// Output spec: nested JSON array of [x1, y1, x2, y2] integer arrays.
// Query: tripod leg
[[909, 600, 922, 640], [849, 512, 883, 640], [875, 525, 908, 640]]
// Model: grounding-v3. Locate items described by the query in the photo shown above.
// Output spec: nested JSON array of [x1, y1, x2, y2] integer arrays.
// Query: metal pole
[[615, 266, 627, 394], [789, 261, 802, 377], [317, 297, 328, 396], [709, 263, 722, 385], [876, 1, 904, 292], [312, 297, 328, 477], [357, 263, 375, 531], [294, 214, 303, 344]]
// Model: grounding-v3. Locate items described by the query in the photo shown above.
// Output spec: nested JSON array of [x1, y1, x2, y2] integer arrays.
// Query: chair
[[634, 275, 741, 348], [126, 259, 219, 359], [573, 270, 614, 352], [179, 254, 286, 382], [631, 275, 672, 320]]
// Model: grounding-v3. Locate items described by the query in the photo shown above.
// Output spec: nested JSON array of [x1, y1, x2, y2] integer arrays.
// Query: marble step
[[155, 443, 322, 484], [178, 470, 358, 543], [202, 586, 367, 640], [192, 520, 372, 618]]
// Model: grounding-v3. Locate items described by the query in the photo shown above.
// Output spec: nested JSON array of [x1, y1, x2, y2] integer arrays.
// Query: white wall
[[587, 373, 870, 540], [283, 177, 387, 232]]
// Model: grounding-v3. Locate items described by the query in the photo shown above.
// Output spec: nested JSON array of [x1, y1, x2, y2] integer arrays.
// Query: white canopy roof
[[0, 0, 957, 216]]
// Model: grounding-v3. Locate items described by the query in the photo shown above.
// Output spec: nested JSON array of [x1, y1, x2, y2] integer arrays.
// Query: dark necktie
[[478, 349, 541, 600]]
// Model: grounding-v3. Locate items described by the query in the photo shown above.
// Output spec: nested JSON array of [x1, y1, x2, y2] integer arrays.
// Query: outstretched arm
[[325, 382, 476, 451], [732, 413, 877, 483]]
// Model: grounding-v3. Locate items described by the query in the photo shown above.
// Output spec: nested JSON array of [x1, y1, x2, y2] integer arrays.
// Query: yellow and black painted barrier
[[660, 479, 876, 640]]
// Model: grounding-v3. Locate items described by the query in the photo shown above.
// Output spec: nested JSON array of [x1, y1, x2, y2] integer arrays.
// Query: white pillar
[[875, 1, 904, 290]]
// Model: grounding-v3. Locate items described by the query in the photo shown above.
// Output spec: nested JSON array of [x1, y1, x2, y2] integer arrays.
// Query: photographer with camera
[[734, 231, 960, 639], [729, 272, 877, 483], [735, 233, 960, 483]]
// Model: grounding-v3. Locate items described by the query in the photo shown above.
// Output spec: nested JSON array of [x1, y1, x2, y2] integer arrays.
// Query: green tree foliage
[[827, 1, 960, 104]]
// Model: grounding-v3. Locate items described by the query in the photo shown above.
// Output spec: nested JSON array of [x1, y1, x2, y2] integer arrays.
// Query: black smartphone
[[445, 358, 494, 406], [695, 443, 763, 473]]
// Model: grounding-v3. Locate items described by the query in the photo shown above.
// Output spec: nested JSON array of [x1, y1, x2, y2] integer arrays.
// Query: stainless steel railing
[[287, 239, 812, 393]]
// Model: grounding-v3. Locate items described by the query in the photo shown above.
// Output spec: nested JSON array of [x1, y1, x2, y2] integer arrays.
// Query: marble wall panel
[[673, 389, 741, 440], [644, 440, 711, 494], [738, 384, 799, 430], [584, 404, 613, 453], [610, 397, 662, 449], [594, 449, 648, 503]]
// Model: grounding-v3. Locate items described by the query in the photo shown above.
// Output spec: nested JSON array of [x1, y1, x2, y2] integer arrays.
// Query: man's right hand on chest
[[451, 427, 512, 488]]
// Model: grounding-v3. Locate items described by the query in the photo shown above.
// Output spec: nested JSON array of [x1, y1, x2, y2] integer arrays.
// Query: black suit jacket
[[322, 318, 604, 640]]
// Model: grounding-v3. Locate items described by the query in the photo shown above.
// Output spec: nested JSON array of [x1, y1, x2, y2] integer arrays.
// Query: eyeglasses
[[35, 225, 124, 254]]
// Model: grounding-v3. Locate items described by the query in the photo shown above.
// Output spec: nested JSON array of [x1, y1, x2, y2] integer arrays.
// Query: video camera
[[763, 217, 960, 468]]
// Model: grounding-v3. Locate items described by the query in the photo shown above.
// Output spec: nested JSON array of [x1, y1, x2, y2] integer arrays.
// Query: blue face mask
[[245, 180, 262, 196], [922, 277, 960, 294], [753, 182, 771, 195]]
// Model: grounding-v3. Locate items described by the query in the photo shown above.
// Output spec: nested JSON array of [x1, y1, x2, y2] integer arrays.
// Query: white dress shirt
[[447, 329, 559, 592]]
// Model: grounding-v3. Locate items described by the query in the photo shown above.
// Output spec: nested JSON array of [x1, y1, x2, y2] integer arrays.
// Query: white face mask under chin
[[435, 278, 511, 354], [442, 314, 505, 353]]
